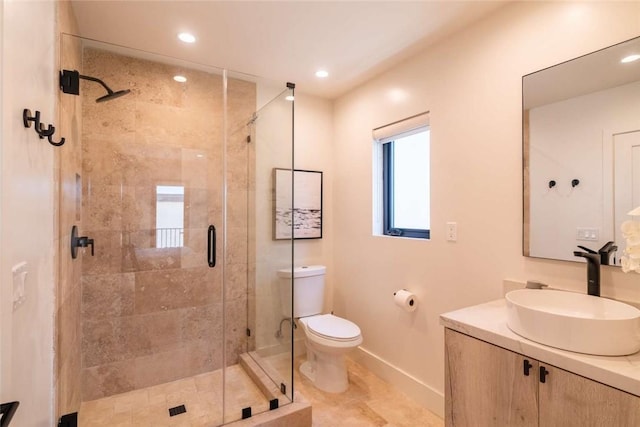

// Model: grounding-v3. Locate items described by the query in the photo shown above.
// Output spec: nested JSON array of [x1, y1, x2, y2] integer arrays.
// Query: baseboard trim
[[351, 346, 444, 419]]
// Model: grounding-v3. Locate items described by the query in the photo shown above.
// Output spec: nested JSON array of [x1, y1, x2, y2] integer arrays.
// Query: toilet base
[[299, 360, 316, 383], [300, 349, 349, 393]]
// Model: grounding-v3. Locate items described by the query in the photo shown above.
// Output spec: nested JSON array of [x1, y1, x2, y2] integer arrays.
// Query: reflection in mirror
[[155, 185, 185, 248], [523, 36, 640, 265]]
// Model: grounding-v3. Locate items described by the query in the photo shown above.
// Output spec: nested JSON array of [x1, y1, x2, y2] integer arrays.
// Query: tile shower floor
[[79, 357, 444, 427], [78, 364, 269, 426]]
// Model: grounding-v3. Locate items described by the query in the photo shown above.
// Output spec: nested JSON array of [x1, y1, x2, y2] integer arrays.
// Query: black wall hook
[[548, 180, 556, 189], [22, 108, 66, 147], [48, 133, 65, 147], [22, 109, 40, 129], [571, 179, 580, 188], [37, 123, 55, 139]]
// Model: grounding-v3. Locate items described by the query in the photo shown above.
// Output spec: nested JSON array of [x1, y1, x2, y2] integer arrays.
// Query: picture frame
[[273, 168, 323, 240]]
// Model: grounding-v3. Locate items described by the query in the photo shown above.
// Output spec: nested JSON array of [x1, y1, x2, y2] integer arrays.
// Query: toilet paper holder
[[393, 289, 417, 312], [393, 290, 415, 307]]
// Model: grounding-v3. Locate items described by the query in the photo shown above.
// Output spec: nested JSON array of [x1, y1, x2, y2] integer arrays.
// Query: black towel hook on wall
[[22, 109, 65, 147]]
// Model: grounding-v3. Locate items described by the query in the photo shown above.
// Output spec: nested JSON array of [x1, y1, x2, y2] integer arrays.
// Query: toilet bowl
[[298, 314, 362, 393], [277, 265, 363, 393]]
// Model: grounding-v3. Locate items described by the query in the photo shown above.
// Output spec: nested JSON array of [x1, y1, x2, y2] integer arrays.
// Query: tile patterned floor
[[79, 356, 444, 426], [290, 355, 444, 427], [78, 365, 268, 426]]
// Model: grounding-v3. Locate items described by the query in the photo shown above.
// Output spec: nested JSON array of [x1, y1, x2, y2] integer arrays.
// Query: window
[[373, 112, 430, 239], [155, 185, 185, 248]]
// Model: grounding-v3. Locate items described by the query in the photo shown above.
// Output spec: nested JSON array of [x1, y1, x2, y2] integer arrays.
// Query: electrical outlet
[[446, 222, 457, 242], [12, 261, 28, 310]]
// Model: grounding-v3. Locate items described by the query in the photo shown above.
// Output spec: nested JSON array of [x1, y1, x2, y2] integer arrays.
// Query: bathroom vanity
[[441, 299, 640, 426]]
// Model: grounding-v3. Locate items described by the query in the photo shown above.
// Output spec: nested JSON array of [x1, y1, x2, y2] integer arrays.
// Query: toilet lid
[[307, 314, 361, 341]]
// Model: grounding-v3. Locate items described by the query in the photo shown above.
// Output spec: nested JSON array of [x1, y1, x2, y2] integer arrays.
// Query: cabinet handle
[[540, 366, 549, 383], [523, 359, 532, 376]]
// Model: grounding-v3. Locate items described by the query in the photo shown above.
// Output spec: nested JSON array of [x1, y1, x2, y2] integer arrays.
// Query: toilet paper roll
[[394, 289, 417, 312]]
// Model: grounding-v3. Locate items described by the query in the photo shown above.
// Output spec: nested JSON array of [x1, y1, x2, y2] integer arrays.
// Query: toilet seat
[[305, 314, 361, 342]]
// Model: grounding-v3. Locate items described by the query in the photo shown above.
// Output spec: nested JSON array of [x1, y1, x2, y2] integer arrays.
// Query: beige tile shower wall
[[56, 2, 83, 419], [78, 48, 256, 400], [225, 78, 257, 363]]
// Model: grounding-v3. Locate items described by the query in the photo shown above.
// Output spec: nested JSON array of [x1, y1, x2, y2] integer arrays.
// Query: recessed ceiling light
[[621, 54, 640, 63], [178, 32, 196, 43], [173, 75, 187, 83], [285, 95, 295, 101], [315, 70, 329, 78]]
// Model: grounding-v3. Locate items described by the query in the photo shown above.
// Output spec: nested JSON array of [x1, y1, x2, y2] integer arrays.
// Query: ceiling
[[70, 1, 505, 99], [524, 35, 640, 109]]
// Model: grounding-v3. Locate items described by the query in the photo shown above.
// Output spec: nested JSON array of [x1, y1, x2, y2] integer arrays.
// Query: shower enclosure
[[56, 35, 296, 425]]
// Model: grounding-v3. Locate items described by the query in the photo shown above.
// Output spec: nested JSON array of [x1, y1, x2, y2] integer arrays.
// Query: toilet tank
[[277, 265, 326, 318]]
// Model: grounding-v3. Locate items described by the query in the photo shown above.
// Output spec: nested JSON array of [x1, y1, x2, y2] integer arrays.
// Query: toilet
[[278, 265, 362, 393]]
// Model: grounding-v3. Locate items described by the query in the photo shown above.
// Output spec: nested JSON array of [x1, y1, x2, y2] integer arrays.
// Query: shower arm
[[78, 74, 115, 95]]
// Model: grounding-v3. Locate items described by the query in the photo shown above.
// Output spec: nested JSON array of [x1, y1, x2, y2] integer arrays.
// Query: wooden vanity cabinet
[[445, 329, 640, 427], [538, 363, 640, 426], [445, 328, 538, 426]]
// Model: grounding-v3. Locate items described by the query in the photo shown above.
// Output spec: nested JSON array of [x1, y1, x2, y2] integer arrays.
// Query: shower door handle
[[208, 225, 216, 268]]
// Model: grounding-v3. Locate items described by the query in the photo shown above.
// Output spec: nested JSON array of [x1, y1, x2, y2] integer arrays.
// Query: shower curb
[[239, 352, 286, 404], [235, 352, 311, 426]]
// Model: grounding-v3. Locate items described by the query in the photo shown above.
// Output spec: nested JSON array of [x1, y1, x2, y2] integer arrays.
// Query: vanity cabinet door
[[445, 329, 538, 427], [539, 364, 640, 427]]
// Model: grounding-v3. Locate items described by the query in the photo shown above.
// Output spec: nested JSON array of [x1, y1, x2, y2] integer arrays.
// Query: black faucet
[[598, 241, 618, 265], [574, 249, 601, 296], [578, 241, 618, 265]]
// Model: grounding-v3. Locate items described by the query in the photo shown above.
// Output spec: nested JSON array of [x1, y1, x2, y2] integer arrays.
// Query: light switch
[[446, 222, 457, 242], [12, 261, 28, 310]]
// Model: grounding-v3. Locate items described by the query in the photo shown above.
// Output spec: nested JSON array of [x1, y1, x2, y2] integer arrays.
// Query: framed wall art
[[273, 168, 323, 240]]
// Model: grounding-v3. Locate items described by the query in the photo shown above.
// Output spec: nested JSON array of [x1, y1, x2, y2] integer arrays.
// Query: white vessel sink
[[505, 289, 640, 356]]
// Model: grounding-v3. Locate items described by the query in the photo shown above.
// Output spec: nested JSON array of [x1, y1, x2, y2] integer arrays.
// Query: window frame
[[382, 135, 430, 240]]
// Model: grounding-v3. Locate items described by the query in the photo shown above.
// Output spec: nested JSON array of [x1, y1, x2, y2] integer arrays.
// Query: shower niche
[[56, 34, 299, 425]]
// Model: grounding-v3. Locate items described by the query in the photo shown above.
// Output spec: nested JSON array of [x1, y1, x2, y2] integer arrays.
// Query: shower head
[[60, 69, 130, 103], [96, 89, 131, 103]]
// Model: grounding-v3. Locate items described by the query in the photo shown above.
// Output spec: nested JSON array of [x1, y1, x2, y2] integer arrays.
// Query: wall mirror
[[523, 36, 640, 265]]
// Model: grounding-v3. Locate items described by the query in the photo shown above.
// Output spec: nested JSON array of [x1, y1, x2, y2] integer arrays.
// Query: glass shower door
[[61, 35, 227, 426], [222, 73, 295, 421], [60, 33, 296, 427]]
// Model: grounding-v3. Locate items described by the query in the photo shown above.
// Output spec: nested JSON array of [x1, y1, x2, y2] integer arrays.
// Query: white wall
[[530, 81, 640, 262], [332, 1, 640, 417], [293, 94, 334, 307], [0, 1, 56, 425]]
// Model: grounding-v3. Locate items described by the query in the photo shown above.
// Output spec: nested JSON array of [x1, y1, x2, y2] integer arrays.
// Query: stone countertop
[[440, 298, 640, 397]]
